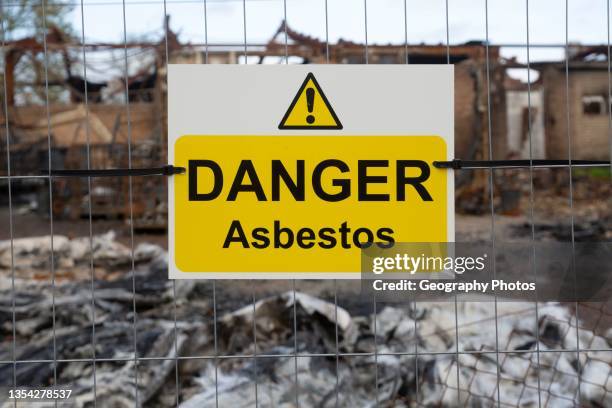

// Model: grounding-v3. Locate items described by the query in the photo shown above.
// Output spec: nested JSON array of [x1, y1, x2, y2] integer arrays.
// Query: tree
[[2, 0, 74, 40], [1, 0, 75, 104]]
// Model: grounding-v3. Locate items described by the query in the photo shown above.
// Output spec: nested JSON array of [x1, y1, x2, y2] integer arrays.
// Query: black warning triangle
[[278, 72, 343, 130]]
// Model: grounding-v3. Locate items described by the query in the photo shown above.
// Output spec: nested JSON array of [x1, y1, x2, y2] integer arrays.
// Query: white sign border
[[168, 65, 454, 279]]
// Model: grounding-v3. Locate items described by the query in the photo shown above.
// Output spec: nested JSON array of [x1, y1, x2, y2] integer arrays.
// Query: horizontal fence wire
[[2, 347, 612, 365]]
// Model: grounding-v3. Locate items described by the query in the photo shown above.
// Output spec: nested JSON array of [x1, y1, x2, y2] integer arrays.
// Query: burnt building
[[200, 21, 509, 164], [0, 19, 535, 218], [535, 47, 612, 161]]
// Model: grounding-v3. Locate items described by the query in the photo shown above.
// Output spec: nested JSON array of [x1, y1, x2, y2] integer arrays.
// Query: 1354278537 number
[[7, 388, 73, 400]]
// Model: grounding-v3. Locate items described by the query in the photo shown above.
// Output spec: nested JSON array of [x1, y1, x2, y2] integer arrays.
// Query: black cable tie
[[432, 159, 610, 170], [43, 160, 610, 176], [45, 165, 186, 178]]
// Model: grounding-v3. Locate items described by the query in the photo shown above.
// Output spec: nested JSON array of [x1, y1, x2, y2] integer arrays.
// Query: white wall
[[506, 89, 545, 159]]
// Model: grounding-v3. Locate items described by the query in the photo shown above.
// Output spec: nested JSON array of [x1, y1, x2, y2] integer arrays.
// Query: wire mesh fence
[[0, 0, 611, 407]]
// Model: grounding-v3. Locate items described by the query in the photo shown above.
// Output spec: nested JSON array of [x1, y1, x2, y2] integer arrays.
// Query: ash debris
[[182, 294, 612, 407], [0, 233, 611, 407]]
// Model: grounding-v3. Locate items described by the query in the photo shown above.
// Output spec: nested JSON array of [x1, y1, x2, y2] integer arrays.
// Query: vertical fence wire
[[609, 0, 612, 174], [324, 0, 330, 62], [404, 5, 421, 405], [39, 1, 59, 406], [283, 0, 288, 64], [404, 5, 419, 404], [284, 2, 300, 404], [200, 3, 220, 408], [76, 0, 99, 404], [444, 1, 463, 403], [563, 0, 581, 404], [524, 0, 544, 405], [362, 3, 380, 406], [251, 287, 258, 407], [203, 0, 208, 63], [607, 20, 612, 394], [158, 1, 182, 405], [483, 1, 502, 406], [322, 5, 342, 407], [212, 282, 219, 408], [241, 2, 260, 406], [0, 0, 18, 405], [403, 0, 408, 64], [172, 89, 182, 401], [364, 0, 369, 64], [292, 278, 299, 406], [332, 279, 340, 408], [119, 0, 142, 405]]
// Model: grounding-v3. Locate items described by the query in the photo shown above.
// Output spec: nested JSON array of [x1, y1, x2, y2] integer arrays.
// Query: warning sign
[[278, 73, 342, 129], [168, 65, 454, 279]]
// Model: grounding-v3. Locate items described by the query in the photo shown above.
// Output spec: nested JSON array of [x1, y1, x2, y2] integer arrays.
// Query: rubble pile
[[526, 176, 612, 240], [512, 220, 609, 241], [0, 231, 163, 281], [534, 178, 611, 222], [0, 246, 198, 407], [182, 292, 612, 407], [0, 233, 610, 407]]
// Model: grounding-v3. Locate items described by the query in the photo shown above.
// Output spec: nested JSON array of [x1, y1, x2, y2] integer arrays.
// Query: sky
[[68, 0, 610, 48]]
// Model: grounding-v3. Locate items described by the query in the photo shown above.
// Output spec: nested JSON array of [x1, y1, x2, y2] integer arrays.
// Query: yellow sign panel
[[278, 73, 342, 129], [173, 135, 447, 275]]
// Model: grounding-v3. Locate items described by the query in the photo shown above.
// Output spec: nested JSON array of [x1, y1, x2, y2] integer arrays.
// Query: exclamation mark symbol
[[306, 87, 315, 124]]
